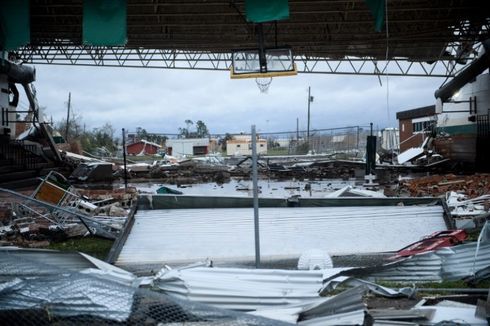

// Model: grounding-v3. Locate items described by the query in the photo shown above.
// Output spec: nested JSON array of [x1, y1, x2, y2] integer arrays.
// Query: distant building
[[396, 105, 436, 152], [226, 135, 267, 156], [166, 138, 210, 157], [274, 138, 291, 148], [380, 128, 400, 152], [126, 133, 137, 144], [126, 139, 161, 156]]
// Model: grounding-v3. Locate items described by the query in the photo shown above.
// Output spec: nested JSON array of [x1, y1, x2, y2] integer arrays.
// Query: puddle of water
[[128, 178, 357, 198]]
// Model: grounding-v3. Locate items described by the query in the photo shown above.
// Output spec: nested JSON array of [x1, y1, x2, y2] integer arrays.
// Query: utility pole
[[64, 92, 71, 141], [251, 125, 260, 268], [307, 87, 313, 147], [296, 118, 299, 142], [122, 128, 128, 190]]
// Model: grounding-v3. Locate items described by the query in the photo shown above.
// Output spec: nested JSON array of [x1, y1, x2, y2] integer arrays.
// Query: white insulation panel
[[116, 206, 446, 265]]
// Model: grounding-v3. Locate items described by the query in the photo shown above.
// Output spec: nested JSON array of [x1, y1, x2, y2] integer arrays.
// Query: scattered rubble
[[0, 220, 489, 325], [400, 173, 490, 198], [0, 172, 137, 248]]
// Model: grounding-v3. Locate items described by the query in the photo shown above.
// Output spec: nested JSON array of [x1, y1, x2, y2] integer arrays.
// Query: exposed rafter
[[10, 0, 490, 77]]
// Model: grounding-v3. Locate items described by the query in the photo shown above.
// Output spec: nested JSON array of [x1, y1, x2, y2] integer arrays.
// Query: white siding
[[166, 138, 209, 156]]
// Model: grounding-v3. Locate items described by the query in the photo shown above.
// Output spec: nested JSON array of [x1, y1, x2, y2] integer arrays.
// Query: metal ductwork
[[0, 59, 36, 84], [434, 39, 490, 102]]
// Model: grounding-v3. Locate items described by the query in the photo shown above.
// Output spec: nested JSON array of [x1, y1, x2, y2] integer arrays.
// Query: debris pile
[[0, 222, 489, 325], [400, 173, 490, 198], [0, 172, 137, 247]]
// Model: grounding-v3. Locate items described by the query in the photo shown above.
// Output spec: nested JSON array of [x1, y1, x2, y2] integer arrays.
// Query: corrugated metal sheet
[[251, 286, 366, 325], [0, 248, 97, 273], [0, 276, 134, 322], [298, 310, 365, 326], [154, 266, 349, 311], [0, 254, 135, 322], [0, 248, 137, 286], [116, 206, 446, 267], [369, 242, 490, 283]]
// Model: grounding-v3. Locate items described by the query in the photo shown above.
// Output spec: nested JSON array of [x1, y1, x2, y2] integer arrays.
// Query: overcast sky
[[22, 64, 446, 136]]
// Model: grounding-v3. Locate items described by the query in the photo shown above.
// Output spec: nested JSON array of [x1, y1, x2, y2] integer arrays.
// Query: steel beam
[[14, 42, 484, 77]]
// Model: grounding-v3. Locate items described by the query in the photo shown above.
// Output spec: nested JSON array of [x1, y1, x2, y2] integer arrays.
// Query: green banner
[[0, 0, 30, 51], [83, 0, 127, 46], [245, 0, 289, 23], [365, 0, 385, 32]]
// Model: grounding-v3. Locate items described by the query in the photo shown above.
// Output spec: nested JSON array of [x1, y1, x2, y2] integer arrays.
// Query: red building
[[396, 105, 436, 152], [126, 140, 161, 156]]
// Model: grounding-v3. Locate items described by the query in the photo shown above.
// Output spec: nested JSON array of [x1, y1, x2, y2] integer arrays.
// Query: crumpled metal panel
[[0, 251, 136, 322], [320, 276, 415, 298], [369, 252, 444, 282], [0, 275, 134, 322], [298, 310, 365, 326], [251, 286, 366, 325], [369, 241, 490, 283], [155, 266, 349, 311], [117, 205, 446, 268], [0, 248, 96, 273], [0, 254, 292, 325], [0, 248, 137, 286]]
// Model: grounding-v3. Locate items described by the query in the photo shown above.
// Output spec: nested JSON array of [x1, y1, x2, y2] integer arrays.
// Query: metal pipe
[[251, 125, 260, 268], [0, 59, 36, 84], [434, 39, 490, 101]]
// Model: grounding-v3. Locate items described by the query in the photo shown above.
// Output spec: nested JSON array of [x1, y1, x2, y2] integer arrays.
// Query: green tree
[[178, 119, 210, 139], [92, 123, 116, 152], [55, 111, 84, 141], [135, 127, 148, 140], [195, 120, 210, 138], [220, 133, 233, 151]]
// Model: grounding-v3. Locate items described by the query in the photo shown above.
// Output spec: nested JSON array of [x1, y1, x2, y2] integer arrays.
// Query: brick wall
[[399, 118, 425, 152]]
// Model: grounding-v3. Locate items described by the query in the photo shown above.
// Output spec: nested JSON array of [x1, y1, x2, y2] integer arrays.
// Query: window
[[412, 120, 434, 133], [236, 144, 241, 148], [260, 144, 264, 147]]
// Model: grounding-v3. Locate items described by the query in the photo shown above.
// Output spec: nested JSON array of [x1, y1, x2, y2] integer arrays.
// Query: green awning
[[365, 0, 385, 32], [0, 0, 30, 51], [245, 0, 289, 23], [83, 0, 127, 46]]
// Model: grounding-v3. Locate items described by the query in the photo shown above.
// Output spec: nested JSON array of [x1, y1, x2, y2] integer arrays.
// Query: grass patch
[[467, 228, 483, 241], [377, 279, 490, 291], [267, 147, 290, 156], [47, 237, 114, 260], [127, 155, 162, 162]]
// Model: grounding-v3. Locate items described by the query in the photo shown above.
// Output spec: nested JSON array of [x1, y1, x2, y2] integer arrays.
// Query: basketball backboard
[[230, 47, 297, 79]]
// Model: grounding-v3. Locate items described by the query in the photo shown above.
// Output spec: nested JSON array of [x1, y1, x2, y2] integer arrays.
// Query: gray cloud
[[29, 64, 445, 135]]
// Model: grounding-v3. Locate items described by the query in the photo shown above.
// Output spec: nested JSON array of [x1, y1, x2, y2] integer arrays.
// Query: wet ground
[[126, 178, 360, 198]]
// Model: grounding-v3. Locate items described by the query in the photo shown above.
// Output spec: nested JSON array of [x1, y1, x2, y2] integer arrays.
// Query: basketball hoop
[[255, 77, 272, 93]]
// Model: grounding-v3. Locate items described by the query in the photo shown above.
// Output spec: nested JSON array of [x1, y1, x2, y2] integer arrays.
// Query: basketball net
[[255, 77, 273, 94]]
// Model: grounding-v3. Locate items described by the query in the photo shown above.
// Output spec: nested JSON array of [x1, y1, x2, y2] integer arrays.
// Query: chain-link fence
[[126, 125, 373, 158], [0, 251, 289, 325], [260, 126, 370, 157]]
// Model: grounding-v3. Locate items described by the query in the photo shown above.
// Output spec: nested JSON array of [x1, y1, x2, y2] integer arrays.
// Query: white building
[[275, 138, 291, 148], [166, 138, 210, 157], [226, 135, 267, 156]]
